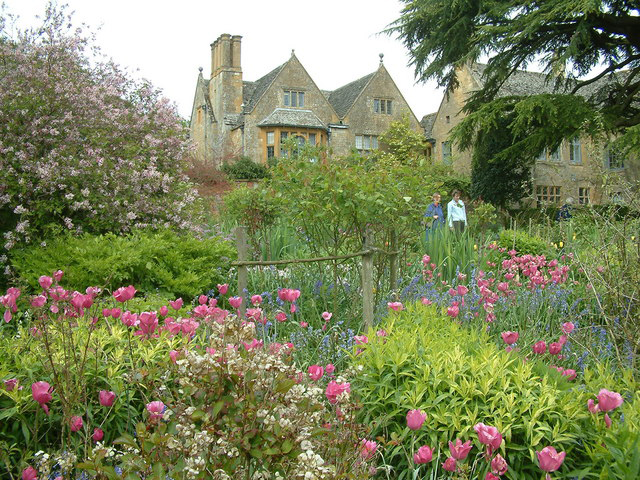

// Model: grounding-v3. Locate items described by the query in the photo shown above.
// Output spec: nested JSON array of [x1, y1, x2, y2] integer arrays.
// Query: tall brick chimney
[[210, 34, 243, 118]]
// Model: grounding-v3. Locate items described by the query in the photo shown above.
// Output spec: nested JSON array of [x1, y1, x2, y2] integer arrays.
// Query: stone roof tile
[[420, 112, 437, 139], [257, 108, 327, 130], [328, 72, 376, 119]]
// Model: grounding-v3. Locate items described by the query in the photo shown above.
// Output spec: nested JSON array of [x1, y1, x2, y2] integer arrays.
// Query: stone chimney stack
[[209, 33, 244, 119]]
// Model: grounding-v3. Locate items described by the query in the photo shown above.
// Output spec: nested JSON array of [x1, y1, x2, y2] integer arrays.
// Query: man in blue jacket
[[424, 193, 444, 241]]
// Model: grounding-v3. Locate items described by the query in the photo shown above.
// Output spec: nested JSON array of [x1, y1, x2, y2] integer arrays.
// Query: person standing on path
[[447, 190, 467, 233], [424, 193, 444, 242]]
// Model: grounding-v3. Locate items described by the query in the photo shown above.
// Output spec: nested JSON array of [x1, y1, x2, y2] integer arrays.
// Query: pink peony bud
[[308, 365, 324, 381], [92, 427, 104, 442], [70, 415, 83, 432], [536, 446, 566, 473], [99, 390, 116, 407]]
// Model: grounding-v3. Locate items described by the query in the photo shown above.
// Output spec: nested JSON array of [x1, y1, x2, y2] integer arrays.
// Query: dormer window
[[284, 90, 305, 108], [373, 98, 392, 114]]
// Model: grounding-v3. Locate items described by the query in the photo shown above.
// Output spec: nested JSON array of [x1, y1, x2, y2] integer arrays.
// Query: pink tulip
[[113, 285, 136, 303], [376, 329, 388, 337], [485, 473, 500, 480], [22, 466, 38, 480], [474, 423, 502, 450], [110, 308, 121, 319], [275, 312, 287, 322], [536, 446, 566, 473], [229, 296, 243, 309], [31, 381, 52, 414], [242, 339, 263, 351], [354, 335, 368, 345], [308, 365, 324, 381], [501, 331, 519, 345], [558, 334, 568, 346], [491, 454, 508, 475], [604, 413, 612, 428], [38, 275, 53, 290], [99, 390, 116, 407], [457, 285, 469, 296], [322, 311, 332, 321], [159, 305, 169, 316], [146, 400, 165, 419], [198, 295, 208, 305], [31, 295, 46, 308], [442, 457, 457, 472], [278, 288, 301, 302], [217, 284, 229, 295], [360, 439, 377, 460], [413, 445, 433, 464], [290, 303, 297, 313], [562, 369, 577, 380], [4, 378, 18, 391], [387, 301, 404, 311], [421, 297, 432, 305], [70, 415, 83, 432], [137, 311, 158, 337], [561, 322, 574, 334], [53, 270, 64, 282], [587, 398, 600, 413], [549, 342, 562, 355], [92, 427, 104, 442], [532, 340, 547, 354], [325, 381, 350, 404], [121, 311, 138, 327], [325, 364, 335, 375], [242, 294, 259, 306], [447, 304, 459, 318], [449, 438, 472, 460], [169, 298, 183, 310], [406, 409, 427, 430], [597, 389, 624, 412], [169, 350, 180, 363]]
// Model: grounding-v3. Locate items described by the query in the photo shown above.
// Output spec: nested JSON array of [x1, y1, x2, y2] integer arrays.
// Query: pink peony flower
[[275, 311, 287, 322], [70, 415, 83, 432], [169, 298, 183, 310], [99, 390, 116, 407], [532, 340, 547, 354], [22, 466, 38, 480], [474, 423, 502, 450], [30, 295, 47, 308], [406, 409, 427, 430], [217, 283, 229, 295], [491, 453, 508, 475], [322, 311, 332, 321], [561, 322, 574, 334], [413, 445, 433, 464], [146, 401, 165, 419], [325, 381, 350, 404], [501, 331, 519, 345], [113, 285, 136, 303], [597, 389, 624, 412], [536, 446, 566, 473], [354, 335, 368, 345], [448, 438, 473, 460], [325, 363, 335, 375], [308, 365, 324, 381], [229, 296, 243, 309], [92, 427, 104, 442], [359, 439, 377, 460], [442, 457, 457, 472]]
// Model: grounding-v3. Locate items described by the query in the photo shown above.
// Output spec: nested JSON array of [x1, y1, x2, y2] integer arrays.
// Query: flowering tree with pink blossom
[[0, 4, 203, 259]]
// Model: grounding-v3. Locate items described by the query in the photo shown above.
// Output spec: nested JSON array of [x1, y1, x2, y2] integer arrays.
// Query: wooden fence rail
[[230, 226, 397, 330]]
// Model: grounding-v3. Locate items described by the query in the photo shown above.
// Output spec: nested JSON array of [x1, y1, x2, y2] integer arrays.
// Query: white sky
[[3, 0, 444, 121]]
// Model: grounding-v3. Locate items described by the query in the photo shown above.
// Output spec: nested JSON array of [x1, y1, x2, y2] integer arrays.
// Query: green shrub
[[9, 229, 236, 299], [221, 156, 270, 180], [497, 229, 550, 256], [353, 305, 640, 479]]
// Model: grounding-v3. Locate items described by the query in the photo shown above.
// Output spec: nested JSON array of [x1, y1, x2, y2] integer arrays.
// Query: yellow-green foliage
[[353, 305, 640, 479]]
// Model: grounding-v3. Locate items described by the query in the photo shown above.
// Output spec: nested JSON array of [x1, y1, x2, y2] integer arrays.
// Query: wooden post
[[362, 229, 374, 331], [235, 225, 248, 319], [389, 229, 398, 296]]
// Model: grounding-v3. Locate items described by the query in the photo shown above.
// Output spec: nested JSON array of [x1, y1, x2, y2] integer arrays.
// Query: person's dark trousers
[[453, 221, 465, 233]]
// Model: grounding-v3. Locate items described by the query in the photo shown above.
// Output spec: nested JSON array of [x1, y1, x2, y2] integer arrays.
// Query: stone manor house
[[190, 34, 421, 167], [190, 35, 636, 206], [421, 62, 638, 205]]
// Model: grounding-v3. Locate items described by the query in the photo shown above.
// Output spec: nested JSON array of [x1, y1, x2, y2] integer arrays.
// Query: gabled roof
[[257, 108, 327, 130], [328, 72, 376, 119], [420, 112, 437, 139], [190, 72, 216, 125], [243, 62, 287, 113]]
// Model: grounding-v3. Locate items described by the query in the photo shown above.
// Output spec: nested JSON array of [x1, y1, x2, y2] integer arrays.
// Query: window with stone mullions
[[284, 90, 304, 108], [374, 98, 392, 114]]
